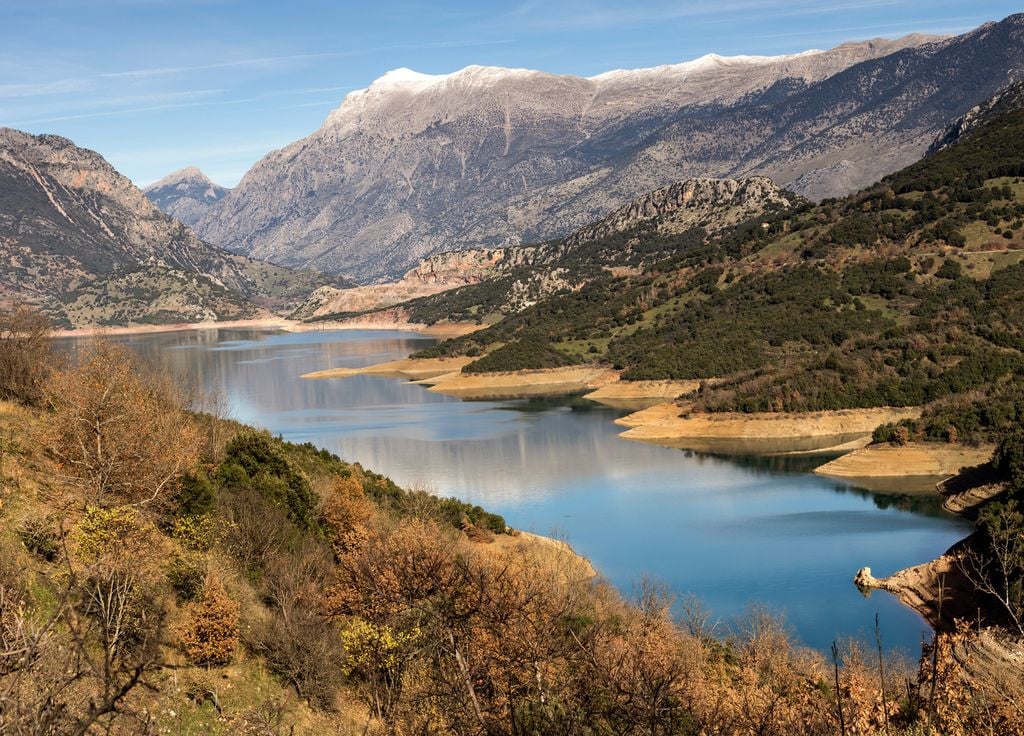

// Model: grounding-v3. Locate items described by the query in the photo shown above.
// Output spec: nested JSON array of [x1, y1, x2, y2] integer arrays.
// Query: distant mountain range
[[143, 167, 229, 229], [0, 129, 346, 328], [144, 13, 1024, 282]]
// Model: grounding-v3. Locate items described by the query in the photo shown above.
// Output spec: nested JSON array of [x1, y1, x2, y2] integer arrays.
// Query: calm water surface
[[58, 328, 969, 653]]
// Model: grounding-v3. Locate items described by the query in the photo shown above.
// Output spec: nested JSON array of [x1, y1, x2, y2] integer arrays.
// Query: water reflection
[[54, 328, 970, 654]]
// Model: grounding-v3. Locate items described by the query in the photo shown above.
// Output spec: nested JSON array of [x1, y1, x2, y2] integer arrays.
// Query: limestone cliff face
[[0, 129, 338, 327], [143, 167, 229, 228], [563, 177, 791, 248], [193, 16, 1024, 281]]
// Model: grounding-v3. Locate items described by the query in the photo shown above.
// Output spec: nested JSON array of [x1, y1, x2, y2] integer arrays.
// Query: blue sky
[[1, 0, 1019, 187]]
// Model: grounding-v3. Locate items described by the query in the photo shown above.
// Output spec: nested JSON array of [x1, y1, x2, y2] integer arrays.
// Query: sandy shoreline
[[814, 442, 995, 491], [303, 357, 707, 403], [614, 402, 921, 454], [52, 317, 478, 339]]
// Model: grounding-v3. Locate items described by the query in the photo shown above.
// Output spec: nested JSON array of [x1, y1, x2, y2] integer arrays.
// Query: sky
[[1, 1, 1020, 188]]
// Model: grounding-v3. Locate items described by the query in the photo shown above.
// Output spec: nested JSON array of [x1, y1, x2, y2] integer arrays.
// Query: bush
[[167, 552, 206, 602], [994, 429, 1024, 498], [935, 259, 963, 280], [17, 516, 59, 562], [221, 431, 320, 532], [178, 575, 239, 666], [0, 307, 53, 405]]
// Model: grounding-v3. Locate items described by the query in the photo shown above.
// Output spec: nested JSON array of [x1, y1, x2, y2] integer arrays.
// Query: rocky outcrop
[[928, 79, 1024, 153], [194, 15, 1024, 280], [0, 128, 340, 327], [564, 177, 792, 247], [143, 167, 229, 228]]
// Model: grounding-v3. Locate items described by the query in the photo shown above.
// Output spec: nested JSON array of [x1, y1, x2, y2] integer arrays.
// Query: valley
[[4, 6, 1024, 733]]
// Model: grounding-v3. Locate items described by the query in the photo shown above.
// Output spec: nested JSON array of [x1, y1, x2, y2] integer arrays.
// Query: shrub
[[176, 471, 216, 518], [178, 575, 239, 666], [167, 552, 206, 602], [44, 341, 201, 507], [17, 516, 59, 562], [172, 514, 219, 552], [0, 306, 53, 405], [221, 431, 320, 532], [935, 259, 963, 280]]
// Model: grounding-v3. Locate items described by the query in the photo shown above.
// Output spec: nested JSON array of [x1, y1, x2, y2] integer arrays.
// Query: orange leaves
[[177, 575, 240, 667], [43, 340, 200, 507]]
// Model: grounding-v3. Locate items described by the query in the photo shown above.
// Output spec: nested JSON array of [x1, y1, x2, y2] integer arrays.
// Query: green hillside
[[415, 106, 1024, 443]]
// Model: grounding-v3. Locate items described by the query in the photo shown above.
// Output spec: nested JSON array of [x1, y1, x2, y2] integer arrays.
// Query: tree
[[0, 305, 53, 405], [960, 501, 1024, 637], [178, 575, 240, 666], [43, 340, 201, 507]]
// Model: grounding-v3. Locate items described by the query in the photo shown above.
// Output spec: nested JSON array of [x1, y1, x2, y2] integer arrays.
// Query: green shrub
[[221, 431, 320, 532]]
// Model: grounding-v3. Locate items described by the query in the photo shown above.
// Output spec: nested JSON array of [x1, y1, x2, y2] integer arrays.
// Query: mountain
[[407, 90, 1024, 445], [929, 80, 1024, 154], [194, 14, 1024, 282], [143, 166, 229, 228], [297, 176, 798, 321], [0, 128, 345, 328]]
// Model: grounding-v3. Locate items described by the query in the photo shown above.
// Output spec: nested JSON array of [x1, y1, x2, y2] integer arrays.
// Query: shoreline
[[615, 402, 922, 454], [303, 356, 955, 464], [813, 442, 995, 493], [51, 317, 479, 339]]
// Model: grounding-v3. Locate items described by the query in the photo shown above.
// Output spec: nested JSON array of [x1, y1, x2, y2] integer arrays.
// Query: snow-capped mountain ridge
[[191, 16, 1024, 281]]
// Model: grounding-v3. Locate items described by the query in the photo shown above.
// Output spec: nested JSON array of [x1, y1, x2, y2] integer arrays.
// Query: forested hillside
[[413, 103, 1024, 445]]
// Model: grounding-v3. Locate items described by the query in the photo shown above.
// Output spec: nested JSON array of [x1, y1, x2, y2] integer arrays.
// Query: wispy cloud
[[0, 78, 93, 98]]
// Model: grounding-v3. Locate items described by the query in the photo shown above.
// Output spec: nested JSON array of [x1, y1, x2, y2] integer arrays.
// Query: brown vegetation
[[0, 324, 1021, 734], [42, 341, 201, 507]]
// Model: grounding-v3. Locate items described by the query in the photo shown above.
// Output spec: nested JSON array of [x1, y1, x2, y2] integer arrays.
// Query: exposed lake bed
[[56, 327, 970, 654]]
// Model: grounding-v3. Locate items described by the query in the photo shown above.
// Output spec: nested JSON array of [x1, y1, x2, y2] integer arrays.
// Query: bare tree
[[43, 340, 201, 508], [0, 545, 166, 735], [0, 305, 54, 405], [959, 501, 1024, 637]]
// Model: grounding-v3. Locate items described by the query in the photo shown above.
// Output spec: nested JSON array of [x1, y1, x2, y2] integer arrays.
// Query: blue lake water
[[58, 327, 969, 654]]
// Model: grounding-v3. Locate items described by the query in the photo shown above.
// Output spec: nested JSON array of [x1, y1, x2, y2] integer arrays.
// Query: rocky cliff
[[143, 167, 229, 228], [192, 15, 1024, 281], [0, 129, 341, 327]]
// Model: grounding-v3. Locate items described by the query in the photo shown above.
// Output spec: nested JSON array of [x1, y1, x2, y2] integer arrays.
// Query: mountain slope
[[196, 14, 1024, 281], [143, 166, 229, 228], [0, 129, 343, 328], [411, 92, 1024, 442], [297, 176, 799, 321]]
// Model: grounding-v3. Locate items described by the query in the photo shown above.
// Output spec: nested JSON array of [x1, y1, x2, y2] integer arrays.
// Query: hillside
[[408, 92, 1024, 445], [194, 14, 1024, 280], [143, 167, 230, 228], [0, 129, 347, 328], [1, 329, 1020, 735], [300, 176, 800, 322]]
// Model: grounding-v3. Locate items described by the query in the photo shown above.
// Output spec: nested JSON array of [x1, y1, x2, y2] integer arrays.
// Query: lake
[[57, 327, 970, 654]]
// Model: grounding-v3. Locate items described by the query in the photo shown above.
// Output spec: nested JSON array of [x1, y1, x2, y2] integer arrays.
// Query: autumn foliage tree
[[179, 575, 240, 666], [43, 340, 201, 507]]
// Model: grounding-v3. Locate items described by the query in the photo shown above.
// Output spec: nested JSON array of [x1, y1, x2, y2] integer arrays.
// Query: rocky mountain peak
[[193, 15, 1024, 281], [144, 166, 228, 228]]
